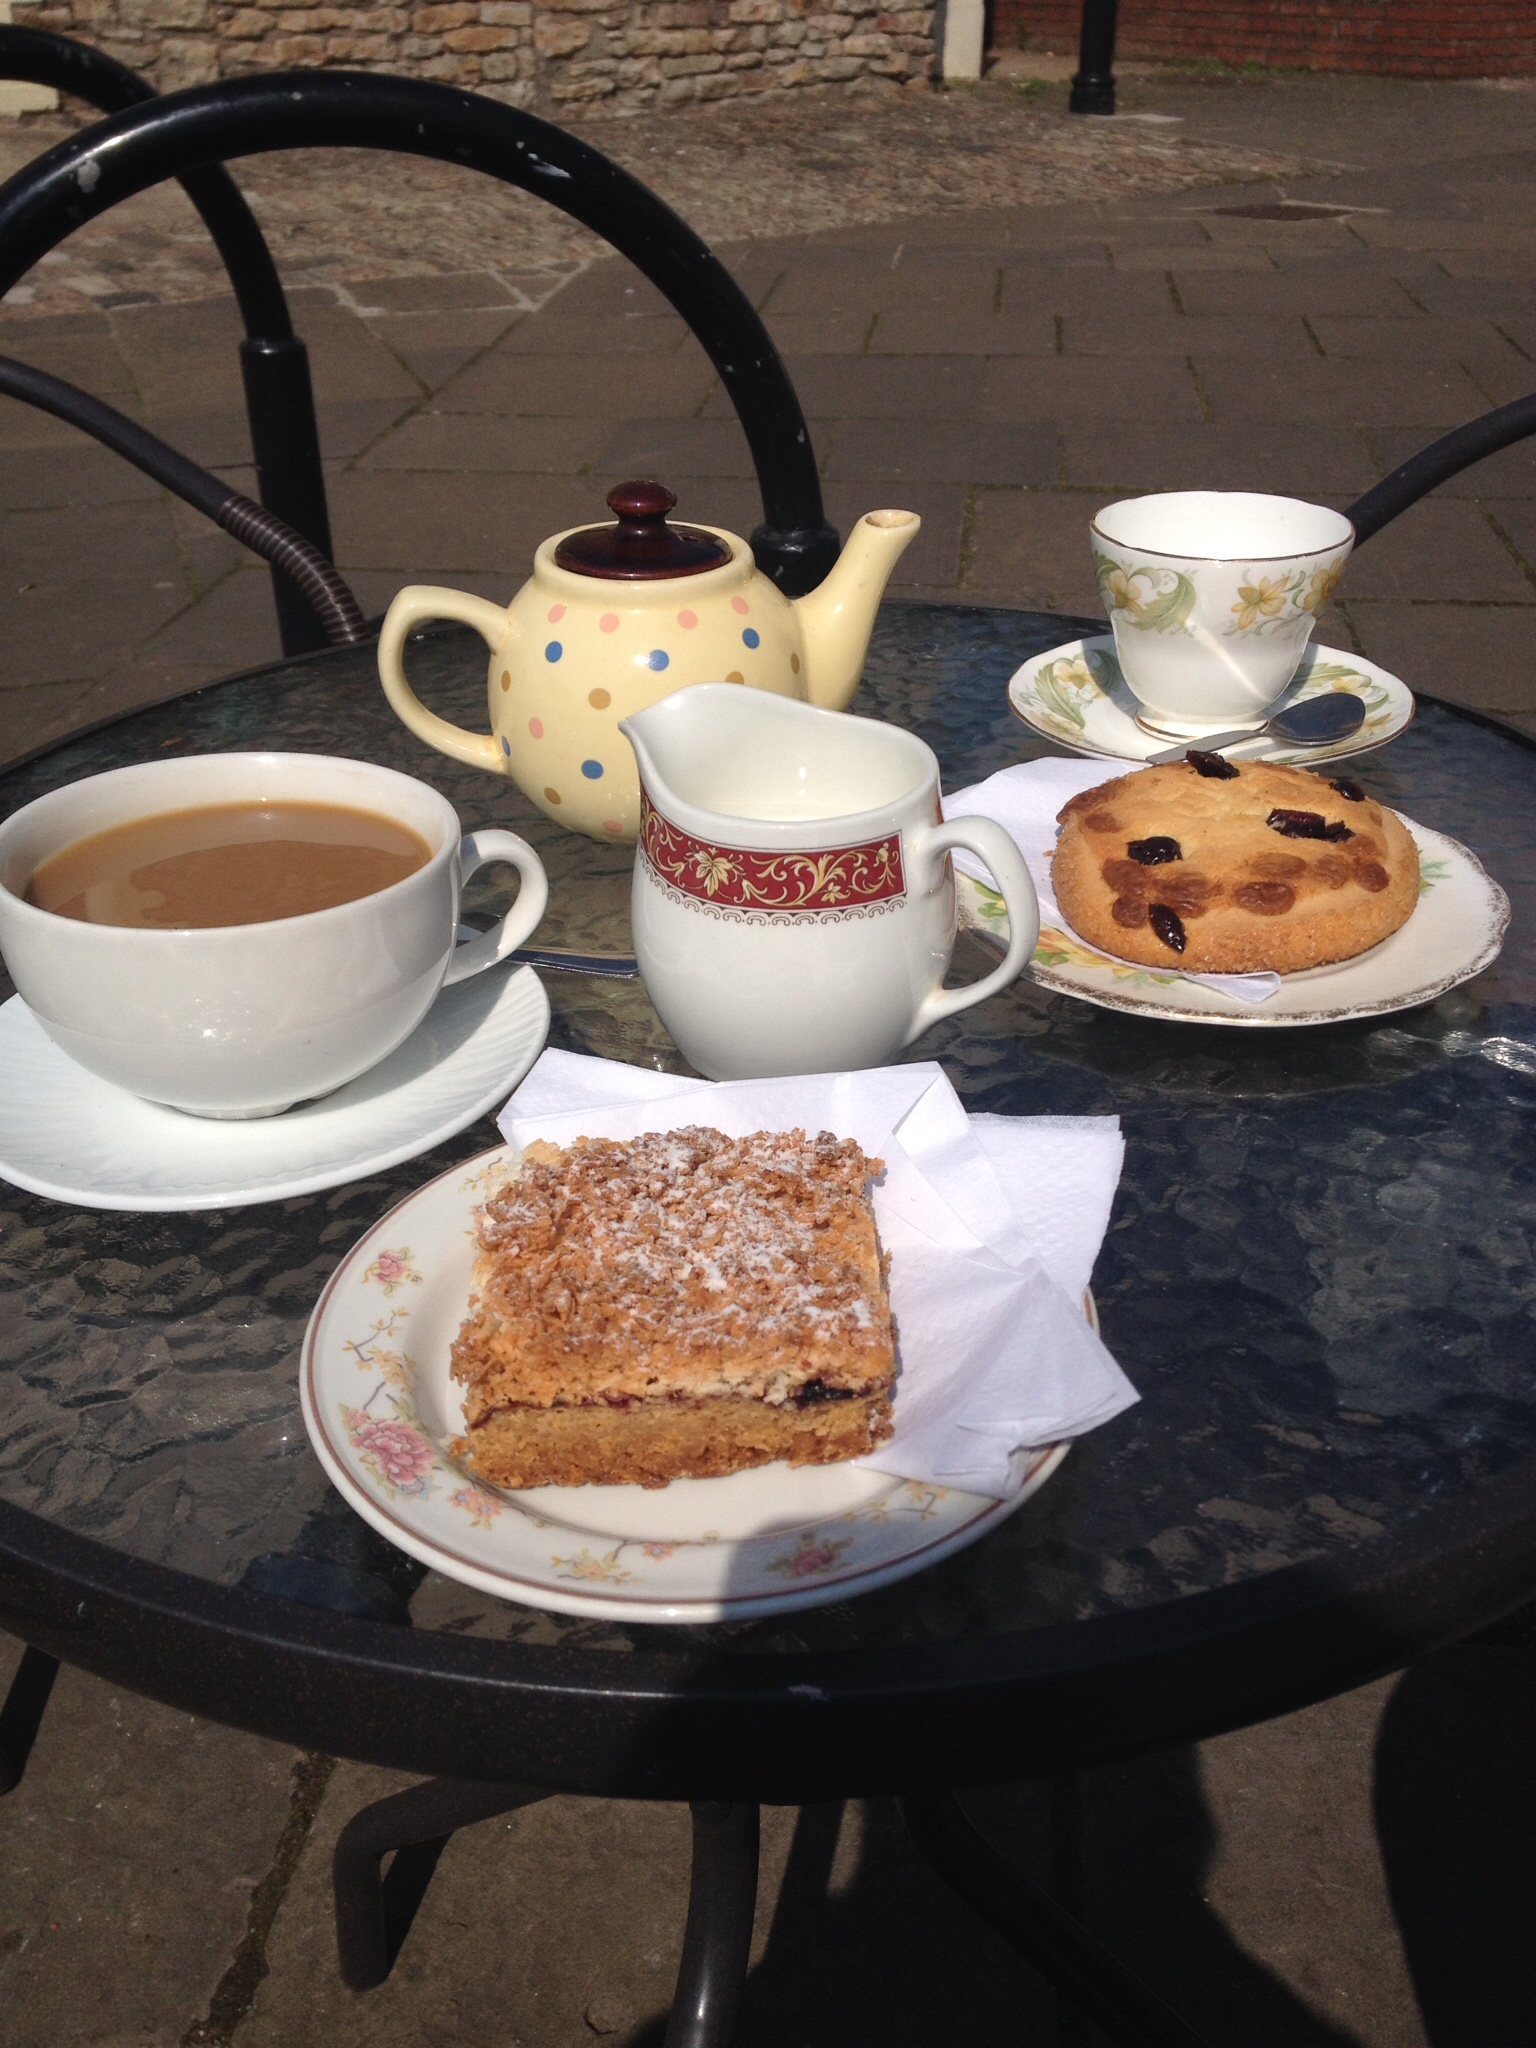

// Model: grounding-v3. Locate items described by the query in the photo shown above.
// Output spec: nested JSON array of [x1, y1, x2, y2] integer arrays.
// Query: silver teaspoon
[[1147, 693, 1367, 764]]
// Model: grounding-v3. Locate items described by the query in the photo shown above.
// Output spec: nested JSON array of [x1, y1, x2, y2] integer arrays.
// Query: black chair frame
[[0, 25, 335, 655], [0, 67, 841, 599], [0, 349, 365, 647]]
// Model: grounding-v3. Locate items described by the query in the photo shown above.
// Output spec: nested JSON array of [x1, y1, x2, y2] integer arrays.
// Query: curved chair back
[[0, 69, 840, 596], [1345, 390, 1536, 545], [0, 26, 332, 653]]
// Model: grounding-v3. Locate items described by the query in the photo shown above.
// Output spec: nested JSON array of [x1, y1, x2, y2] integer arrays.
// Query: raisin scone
[[1051, 751, 1420, 974]]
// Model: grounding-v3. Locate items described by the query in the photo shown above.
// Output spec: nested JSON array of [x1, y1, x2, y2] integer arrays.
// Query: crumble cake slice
[[449, 1125, 896, 1490]]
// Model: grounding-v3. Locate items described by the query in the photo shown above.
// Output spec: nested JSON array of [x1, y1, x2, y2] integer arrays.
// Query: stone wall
[[10, 0, 935, 113]]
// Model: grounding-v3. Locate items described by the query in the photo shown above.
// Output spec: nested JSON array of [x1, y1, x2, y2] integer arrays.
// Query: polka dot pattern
[[544, 786, 562, 806], [645, 649, 670, 671], [588, 688, 611, 709], [790, 653, 801, 675], [731, 595, 750, 616], [545, 641, 562, 663], [581, 759, 605, 780], [547, 604, 566, 623], [500, 735, 511, 757], [742, 628, 760, 649], [528, 717, 543, 740], [603, 820, 623, 835], [677, 609, 698, 630], [499, 668, 511, 692], [600, 613, 620, 633], [725, 670, 744, 684]]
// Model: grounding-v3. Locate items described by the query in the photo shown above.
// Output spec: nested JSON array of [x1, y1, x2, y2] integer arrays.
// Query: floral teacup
[[1091, 491, 1354, 738]]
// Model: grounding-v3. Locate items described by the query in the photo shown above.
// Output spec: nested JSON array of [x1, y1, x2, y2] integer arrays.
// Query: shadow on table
[[1374, 1625, 1536, 2048]]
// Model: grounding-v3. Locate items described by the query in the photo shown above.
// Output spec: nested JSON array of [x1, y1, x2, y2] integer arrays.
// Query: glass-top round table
[[1, 600, 1533, 1806]]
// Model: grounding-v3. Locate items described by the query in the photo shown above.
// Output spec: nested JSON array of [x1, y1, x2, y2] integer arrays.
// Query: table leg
[[900, 1791, 1220, 2048], [332, 1775, 551, 1989], [0, 1644, 59, 1795], [664, 1801, 761, 2048]]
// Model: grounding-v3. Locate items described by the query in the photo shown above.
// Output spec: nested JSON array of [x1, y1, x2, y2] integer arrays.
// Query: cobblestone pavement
[[1, 65, 1535, 2048], [0, 80, 1321, 317]]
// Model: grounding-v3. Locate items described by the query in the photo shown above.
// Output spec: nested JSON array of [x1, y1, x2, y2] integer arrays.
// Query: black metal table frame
[[4, 666, 1536, 2048]]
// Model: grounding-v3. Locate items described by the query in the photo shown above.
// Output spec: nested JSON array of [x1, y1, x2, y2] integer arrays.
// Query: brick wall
[[991, 0, 1536, 79], [11, 0, 935, 113]]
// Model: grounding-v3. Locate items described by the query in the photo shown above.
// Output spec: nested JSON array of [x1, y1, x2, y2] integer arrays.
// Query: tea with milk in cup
[[25, 801, 432, 929]]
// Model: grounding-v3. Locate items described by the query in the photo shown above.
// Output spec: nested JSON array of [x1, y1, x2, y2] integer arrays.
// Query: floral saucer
[[1008, 637, 1414, 766], [301, 1145, 1073, 1624], [959, 817, 1508, 1028]]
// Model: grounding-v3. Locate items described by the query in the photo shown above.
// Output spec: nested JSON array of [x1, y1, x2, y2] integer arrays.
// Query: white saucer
[[1008, 637, 1415, 766], [0, 966, 550, 1212], [301, 1144, 1074, 1624], [958, 818, 1508, 1028]]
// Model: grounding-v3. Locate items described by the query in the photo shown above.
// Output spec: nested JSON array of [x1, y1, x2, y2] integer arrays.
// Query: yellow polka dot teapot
[[377, 481, 920, 842]]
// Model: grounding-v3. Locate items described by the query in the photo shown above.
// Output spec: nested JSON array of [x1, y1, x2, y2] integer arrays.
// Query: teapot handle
[[378, 585, 511, 776]]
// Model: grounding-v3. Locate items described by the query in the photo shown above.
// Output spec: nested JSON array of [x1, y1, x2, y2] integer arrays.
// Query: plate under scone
[[958, 817, 1507, 1028]]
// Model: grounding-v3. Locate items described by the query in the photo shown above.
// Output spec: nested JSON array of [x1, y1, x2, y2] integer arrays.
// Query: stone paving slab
[[0, 1636, 304, 2048], [16, 1628, 1529, 2048]]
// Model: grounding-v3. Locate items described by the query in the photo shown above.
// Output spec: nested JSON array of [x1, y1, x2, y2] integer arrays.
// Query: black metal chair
[[0, 26, 334, 654], [0, 65, 840, 608], [0, 349, 366, 653]]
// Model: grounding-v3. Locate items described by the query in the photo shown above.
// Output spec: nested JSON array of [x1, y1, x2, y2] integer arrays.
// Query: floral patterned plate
[[1008, 637, 1414, 766], [958, 817, 1508, 1028], [301, 1145, 1073, 1623]]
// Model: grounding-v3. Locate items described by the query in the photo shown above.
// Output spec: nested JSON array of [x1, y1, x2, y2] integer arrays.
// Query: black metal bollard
[[1069, 0, 1119, 114]]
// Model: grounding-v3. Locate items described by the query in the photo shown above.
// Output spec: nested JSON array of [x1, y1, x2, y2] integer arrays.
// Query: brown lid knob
[[554, 480, 733, 581]]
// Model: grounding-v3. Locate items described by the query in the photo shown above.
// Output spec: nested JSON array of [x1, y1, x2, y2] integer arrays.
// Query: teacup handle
[[378, 585, 511, 776], [444, 829, 550, 986], [905, 817, 1040, 1041]]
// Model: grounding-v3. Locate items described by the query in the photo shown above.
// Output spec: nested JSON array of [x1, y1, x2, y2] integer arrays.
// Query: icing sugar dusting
[[476, 1125, 885, 1356]]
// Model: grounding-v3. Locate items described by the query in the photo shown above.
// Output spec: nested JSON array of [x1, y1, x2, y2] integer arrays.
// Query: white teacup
[[1091, 491, 1355, 738], [0, 753, 548, 1118], [622, 686, 1039, 1080]]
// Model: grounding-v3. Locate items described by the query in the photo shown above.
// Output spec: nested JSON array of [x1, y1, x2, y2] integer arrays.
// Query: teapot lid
[[554, 481, 734, 581]]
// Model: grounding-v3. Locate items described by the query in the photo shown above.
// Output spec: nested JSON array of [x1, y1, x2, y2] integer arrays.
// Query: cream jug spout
[[792, 509, 920, 712]]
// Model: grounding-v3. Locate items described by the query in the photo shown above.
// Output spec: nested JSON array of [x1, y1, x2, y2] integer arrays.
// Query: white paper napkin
[[943, 757, 1282, 1004], [495, 1049, 1137, 1498]]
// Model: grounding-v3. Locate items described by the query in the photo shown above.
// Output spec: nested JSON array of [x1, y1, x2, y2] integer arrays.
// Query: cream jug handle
[[905, 817, 1039, 1041], [378, 585, 511, 775]]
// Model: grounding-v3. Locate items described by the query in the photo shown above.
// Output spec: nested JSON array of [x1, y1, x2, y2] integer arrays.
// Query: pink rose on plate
[[353, 1418, 434, 1490], [788, 1543, 840, 1577], [769, 1533, 852, 1579]]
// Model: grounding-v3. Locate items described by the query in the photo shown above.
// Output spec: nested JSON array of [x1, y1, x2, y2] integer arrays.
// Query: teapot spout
[[793, 509, 920, 711]]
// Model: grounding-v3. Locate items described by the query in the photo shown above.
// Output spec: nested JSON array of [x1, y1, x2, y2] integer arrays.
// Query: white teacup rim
[[1092, 490, 1355, 563], [0, 751, 464, 942]]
